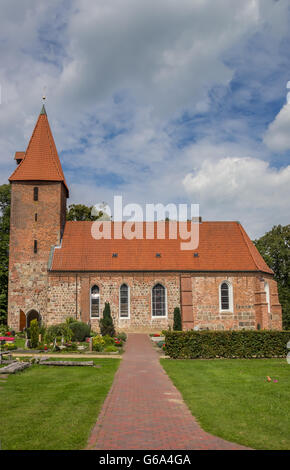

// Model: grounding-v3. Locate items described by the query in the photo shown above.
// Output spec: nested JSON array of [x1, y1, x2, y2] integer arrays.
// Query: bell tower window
[[34, 187, 39, 201]]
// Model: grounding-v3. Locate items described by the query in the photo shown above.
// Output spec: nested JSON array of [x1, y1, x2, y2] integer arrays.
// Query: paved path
[[87, 334, 248, 450]]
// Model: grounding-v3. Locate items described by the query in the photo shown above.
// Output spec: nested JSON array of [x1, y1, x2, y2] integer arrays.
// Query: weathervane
[[42, 86, 47, 102]]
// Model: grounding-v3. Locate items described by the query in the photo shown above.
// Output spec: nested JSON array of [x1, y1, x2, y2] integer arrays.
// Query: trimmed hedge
[[164, 330, 290, 359]]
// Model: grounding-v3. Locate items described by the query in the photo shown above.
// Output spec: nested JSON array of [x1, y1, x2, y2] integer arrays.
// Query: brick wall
[[43, 271, 282, 332], [8, 181, 67, 329]]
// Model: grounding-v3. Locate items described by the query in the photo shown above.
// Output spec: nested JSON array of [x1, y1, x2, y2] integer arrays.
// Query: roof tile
[[51, 221, 273, 273], [9, 106, 69, 196]]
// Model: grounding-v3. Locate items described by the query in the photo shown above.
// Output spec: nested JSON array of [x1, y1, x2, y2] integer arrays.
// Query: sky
[[0, 0, 290, 238]]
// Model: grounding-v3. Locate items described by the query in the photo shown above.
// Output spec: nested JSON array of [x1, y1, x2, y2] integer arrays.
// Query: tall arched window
[[264, 282, 270, 313], [90, 285, 100, 318], [219, 281, 233, 311], [120, 284, 129, 318], [152, 283, 166, 317]]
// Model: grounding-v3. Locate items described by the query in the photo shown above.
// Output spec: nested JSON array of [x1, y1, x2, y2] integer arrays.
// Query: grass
[[14, 337, 26, 349], [0, 357, 120, 450], [161, 358, 290, 450]]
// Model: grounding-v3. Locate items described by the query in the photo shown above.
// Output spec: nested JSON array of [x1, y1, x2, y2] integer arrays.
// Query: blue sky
[[0, 0, 290, 238]]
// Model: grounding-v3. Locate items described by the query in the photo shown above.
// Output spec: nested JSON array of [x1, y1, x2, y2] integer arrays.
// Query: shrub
[[45, 324, 64, 343], [0, 324, 7, 335], [64, 321, 90, 342], [65, 342, 78, 351], [116, 332, 127, 342], [30, 319, 39, 349], [102, 335, 115, 346], [104, 345, 118, 352], [173, 307, 182, 331], [92, 335, 105, 352], [3, 343, 17, 350], [99, 302, 115, 337], [164, 330, 290, 359]]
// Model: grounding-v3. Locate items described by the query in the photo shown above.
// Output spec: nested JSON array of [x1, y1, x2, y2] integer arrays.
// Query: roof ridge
[[237, 222, 259, 270], [237, 222, 272, 273], [45, 118, 63, 181]]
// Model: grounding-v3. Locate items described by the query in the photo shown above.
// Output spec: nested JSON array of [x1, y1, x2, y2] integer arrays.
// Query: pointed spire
[[40, 104, 47, 115], [9, 107, 69, 197]]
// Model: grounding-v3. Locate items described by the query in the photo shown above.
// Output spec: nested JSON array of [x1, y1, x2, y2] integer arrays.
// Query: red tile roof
[[50, 220, 273, 274], [9, 106, 69, 196]]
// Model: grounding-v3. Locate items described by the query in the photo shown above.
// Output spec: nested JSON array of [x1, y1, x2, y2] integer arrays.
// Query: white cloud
[[183, 156, 290, 237], [0, 0, 290, 239], [263, 103, 290, 152]]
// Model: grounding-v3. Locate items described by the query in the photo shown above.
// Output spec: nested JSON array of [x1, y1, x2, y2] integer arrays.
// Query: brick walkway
[[87, 334, 248, 450]]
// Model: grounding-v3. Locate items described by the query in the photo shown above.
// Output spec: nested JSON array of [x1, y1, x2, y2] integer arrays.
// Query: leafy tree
[[254, 224, 290, 329], [0, 184, 11, 324], [173, 307, 182, 331], [66, 204, 100, 221], [99, 302, 115, 337]]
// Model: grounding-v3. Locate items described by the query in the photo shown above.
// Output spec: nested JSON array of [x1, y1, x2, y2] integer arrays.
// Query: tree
[[29, 318, 39, 349], [254, 224, 290, 329], [0, 184, 11, 324], [173, 307, 182, 331], [66, 204, 100, 221], [99, 302, 115, 337]]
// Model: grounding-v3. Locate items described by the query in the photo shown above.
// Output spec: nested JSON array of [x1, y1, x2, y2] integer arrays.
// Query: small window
[[152, 283, 166, 317], [35, 213, 38, 222], [219, 281, 233, 312], [264, 282, 270, 313], [90, 285, 100, 318], [34, 187, 39, 201], [221, 282, 229, 310], [120, 284, 129, 318], [34, 240, 38, 253]]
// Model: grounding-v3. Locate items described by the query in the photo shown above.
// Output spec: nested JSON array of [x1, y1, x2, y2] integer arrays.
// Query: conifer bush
[[99, 302, 115, 337], [30, 319, 39, 349], [173, 307, 182, 331]]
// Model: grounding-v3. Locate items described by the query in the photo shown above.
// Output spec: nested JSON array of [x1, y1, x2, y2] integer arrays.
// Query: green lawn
[[0, 358, 120, 450], [161, 358, 290, 450]]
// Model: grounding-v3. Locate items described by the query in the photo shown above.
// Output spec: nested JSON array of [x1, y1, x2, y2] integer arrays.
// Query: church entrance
[[19, 310, 26, 331], [26, 310, 41, 328]]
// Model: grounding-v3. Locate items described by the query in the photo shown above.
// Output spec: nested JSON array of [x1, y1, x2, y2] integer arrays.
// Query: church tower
[[8, 105, 69, 330]]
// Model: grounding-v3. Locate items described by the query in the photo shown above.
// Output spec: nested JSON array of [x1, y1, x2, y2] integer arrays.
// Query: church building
[[7, 106, 282, 332]]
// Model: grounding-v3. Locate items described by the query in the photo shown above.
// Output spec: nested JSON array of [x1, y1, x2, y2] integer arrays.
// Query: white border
[[119, 283, 130, 319], [90, 284, 100, 319], [151, 283, 168, 318], [264, 281, 270, 313], [219, 280, 233, 313]]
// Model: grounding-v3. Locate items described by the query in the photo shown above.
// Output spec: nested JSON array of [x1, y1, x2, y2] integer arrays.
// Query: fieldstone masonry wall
[[25, 270, 282, 333]]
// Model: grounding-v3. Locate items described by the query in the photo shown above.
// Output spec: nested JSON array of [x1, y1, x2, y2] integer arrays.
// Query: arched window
[[264, 282, 270, 313], [152, 283, 166, 317], [120, 284, 129, 318], [90, 285, 100, 318], [219, 281, 233, 312]]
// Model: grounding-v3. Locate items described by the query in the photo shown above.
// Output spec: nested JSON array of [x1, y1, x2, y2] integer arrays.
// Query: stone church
[[7, 106, 282, 332]]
